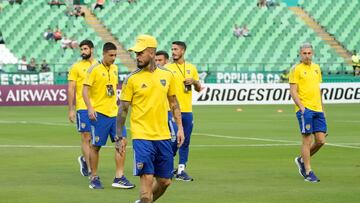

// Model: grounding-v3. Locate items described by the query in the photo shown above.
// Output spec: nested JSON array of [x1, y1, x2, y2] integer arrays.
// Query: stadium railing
[[0, 62, 359, 85]]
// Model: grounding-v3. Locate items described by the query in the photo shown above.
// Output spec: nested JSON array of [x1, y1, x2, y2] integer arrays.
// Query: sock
[[178, 164, 185, 174]]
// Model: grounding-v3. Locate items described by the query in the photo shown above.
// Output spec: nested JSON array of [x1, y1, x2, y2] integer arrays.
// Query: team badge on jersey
[[81, 123, 86, 129], [306, 124, 311, 130], [95, 136, 100, 142], [160, 79, 166, 86]]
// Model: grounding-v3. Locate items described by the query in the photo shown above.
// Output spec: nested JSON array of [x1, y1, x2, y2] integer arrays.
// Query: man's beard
[[81, 53, 91, 60], [137, 60, 149, 69]]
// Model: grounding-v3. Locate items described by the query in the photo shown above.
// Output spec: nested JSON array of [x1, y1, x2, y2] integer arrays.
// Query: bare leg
[[115, 138, 127, 178], [310, 132, 326, 156], [89, 145, 101, 177], [140, 174, 154, 203], [81, 132, 91, 171], [301, 134, 312, 174], [153, 177, 171, 202]]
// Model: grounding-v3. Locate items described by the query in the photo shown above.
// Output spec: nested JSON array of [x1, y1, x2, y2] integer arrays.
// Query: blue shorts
[[168, 111, 194, 157], [133, 139, 174, 179], [76, 110, 91, 132], [296, 108, 327, 135], [90, 112, 127, 146]]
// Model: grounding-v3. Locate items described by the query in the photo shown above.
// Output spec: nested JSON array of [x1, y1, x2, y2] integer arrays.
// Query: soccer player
[[155, 50, 169, 67], [68, 39, 97, 177], [82, 42, 135, 189], [289, 42, 327, 183], [165, 41, 201, 181], [116, 34, 184, 203]]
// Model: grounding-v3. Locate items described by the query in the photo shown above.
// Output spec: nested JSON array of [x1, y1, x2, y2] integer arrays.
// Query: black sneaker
[[175, 171, 194, 181]]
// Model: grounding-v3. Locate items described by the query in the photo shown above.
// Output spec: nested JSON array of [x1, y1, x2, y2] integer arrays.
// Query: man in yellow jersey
[[116, 35, 184, 203], [155, 50, 169, 67], [82, 42, 134, 189], [68, 39, 97, 177], [165, 41, 201, 181], [289, 42, 327, 183]]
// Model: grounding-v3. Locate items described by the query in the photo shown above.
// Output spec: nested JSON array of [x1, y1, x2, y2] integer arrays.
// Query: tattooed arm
[[168, 95, 184, 147], [115, 100, 130, 153]]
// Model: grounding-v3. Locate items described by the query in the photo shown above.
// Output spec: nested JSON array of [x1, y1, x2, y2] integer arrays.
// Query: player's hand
[[115, 136, 126, 154], [300, 107, 305, 114], [184, 78, 194, 85], [68, 109, 76, 123], [88, 108, 97, 121], [177, 127, 185, 148]]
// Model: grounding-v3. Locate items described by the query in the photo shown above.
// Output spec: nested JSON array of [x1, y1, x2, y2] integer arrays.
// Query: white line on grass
[[326, 143, 360, 149], [0, 143, 359, 149], [0, 143, 300, 148], [194, 133, 360, 150], [193, 133, 298, 143], [0, 120, 72, 126], [1, 120, 359, 149]]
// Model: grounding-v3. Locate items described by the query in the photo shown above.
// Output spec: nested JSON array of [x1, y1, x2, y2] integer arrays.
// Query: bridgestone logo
[[193, 83, 360, 105]]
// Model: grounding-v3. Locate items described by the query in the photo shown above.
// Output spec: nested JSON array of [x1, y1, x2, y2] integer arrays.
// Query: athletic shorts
[[133, 139, 173, 179], [90, 112, 127, 146], [168, 112, 177, 142], [76, 110, 91, 133], [296, 108, 327, 135]]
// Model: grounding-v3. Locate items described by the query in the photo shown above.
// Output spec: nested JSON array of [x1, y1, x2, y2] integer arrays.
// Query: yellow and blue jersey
[[67, 59, 97, 110], [165, 62, 199, 112], [83, 61, 118, 117], [120, 67, 176, 140], [289, 62, 323, 112]]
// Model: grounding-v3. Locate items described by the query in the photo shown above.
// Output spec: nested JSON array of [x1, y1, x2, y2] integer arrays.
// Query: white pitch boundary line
[[326, 143, 360, 149], [0, 120, 359, 149], [193, 133, 298, 143], [0, 120, 72, 127], [1, 143, 359, 149], [0, 143, 300, 148], [194, 133, 360, 150]]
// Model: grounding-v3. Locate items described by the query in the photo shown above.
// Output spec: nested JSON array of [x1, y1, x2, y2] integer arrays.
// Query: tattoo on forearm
[[116, 103, 129, 136], [171, 97, 182, 126]]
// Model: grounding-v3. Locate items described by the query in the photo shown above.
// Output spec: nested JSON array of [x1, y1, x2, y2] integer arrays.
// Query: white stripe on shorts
[[168, 120, 175, 136], [91, 125, 96, 145], [77, 112, 81, 131], [133, 149, 137, 176], [301, 114, 305, 134]]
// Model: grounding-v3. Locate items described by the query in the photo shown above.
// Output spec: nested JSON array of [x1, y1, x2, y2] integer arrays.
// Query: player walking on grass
[[116, 34, 184, 203], [68, 40, 97, 177], [289, 42, 327, 183], [165, 41, 201, 181], [82, 42, 134, 189]]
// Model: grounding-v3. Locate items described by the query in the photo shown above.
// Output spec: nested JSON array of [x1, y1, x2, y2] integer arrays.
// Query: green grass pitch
[[0, 104, 359, 203]]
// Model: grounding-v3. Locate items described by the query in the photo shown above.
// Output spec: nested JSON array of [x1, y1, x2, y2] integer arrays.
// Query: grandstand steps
[[289, 7, 352, 64], [81, 6, 137, 71]]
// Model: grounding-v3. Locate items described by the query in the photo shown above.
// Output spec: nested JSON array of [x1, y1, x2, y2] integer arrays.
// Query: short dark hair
[[79, 39, 94, 48], [172, 41, 187, 50], [103, 42, 117, 52], [156, 50, 169, 59]]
